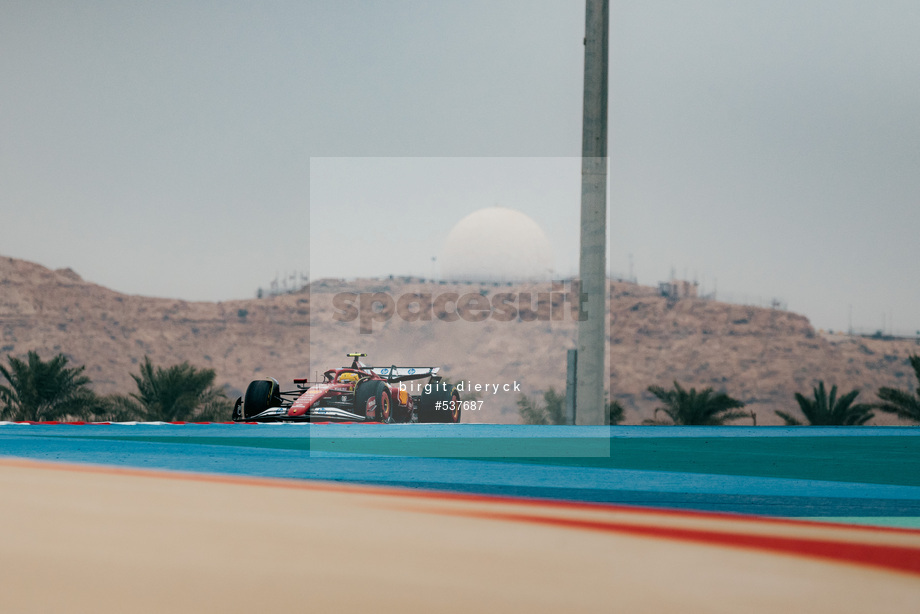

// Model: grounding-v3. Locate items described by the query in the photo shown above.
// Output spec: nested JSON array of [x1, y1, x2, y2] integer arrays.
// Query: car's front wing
[[245, 406, 368, 423]]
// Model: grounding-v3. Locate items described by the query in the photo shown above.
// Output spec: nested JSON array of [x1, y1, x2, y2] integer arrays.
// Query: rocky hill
[[1, 256, 917, 424]]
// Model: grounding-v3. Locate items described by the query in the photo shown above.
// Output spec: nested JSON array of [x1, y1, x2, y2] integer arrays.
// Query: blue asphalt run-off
[[3, 424, 920, 527]]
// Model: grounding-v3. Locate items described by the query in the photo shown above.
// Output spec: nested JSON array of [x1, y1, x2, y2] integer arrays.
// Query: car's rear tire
[[243, 378, 281, 419], [443, 388, 462, 423], [418, 382, 461, 423], [232, 397, 243, 421]]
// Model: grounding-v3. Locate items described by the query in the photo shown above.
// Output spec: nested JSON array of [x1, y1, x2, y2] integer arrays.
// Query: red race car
[[232, 353, 462, 423]]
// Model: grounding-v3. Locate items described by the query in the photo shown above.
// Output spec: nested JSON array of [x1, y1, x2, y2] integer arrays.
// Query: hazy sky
[[1, 1, 918, 334]]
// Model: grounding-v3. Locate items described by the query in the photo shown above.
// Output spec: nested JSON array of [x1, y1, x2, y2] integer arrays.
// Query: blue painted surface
[[3, 424, 920, 523]]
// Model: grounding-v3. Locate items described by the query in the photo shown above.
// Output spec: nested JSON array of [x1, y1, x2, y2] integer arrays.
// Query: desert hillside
[[1, 256, 917, 424]]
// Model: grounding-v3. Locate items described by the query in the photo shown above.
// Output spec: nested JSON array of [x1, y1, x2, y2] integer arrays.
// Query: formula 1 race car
[[231, 353, 462, 423]]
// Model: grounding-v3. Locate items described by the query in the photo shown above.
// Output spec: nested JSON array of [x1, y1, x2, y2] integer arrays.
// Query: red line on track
[[1, 447, 919, 536], [5, 421, 378, 425], [4, 456, 920, 576], [433, 508, 920, 578]]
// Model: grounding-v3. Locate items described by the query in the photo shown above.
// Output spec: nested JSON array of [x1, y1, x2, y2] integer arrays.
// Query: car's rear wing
[[369, 366, 440, 382]]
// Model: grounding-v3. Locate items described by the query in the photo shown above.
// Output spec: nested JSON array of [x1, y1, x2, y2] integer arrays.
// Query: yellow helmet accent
[[338, 372, 359, 384]]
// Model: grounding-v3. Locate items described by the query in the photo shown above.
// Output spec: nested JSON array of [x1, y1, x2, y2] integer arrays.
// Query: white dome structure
[[440, 207, 554, 282]]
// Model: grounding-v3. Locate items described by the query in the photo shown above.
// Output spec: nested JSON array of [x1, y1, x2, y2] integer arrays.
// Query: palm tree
[[517, 393, 548, 424], [644, 381, 747, 425], [875, 354, 920, 423], [777, 381, 874, 426], [125, 356, 230, 421], [518, 391, 627, 425], [543, 387, 566, 425], [517, 387, 566, 425], [0, 351, 98, 421], [608, 399, 625, 425]]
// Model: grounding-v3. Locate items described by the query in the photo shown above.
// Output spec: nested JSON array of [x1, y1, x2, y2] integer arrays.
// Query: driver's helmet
[[338, 372, 360, 386]]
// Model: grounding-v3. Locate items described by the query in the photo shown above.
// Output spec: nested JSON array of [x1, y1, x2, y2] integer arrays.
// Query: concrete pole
[[565, 348, 577, 425], [575, 0, 608, 425]]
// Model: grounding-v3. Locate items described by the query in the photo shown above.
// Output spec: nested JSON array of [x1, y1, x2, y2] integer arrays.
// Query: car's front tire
[[354, 379, 375, 420], [375, 381, 393, 423], [353, 380, 391, 422], [243, 378, 281, 419]]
